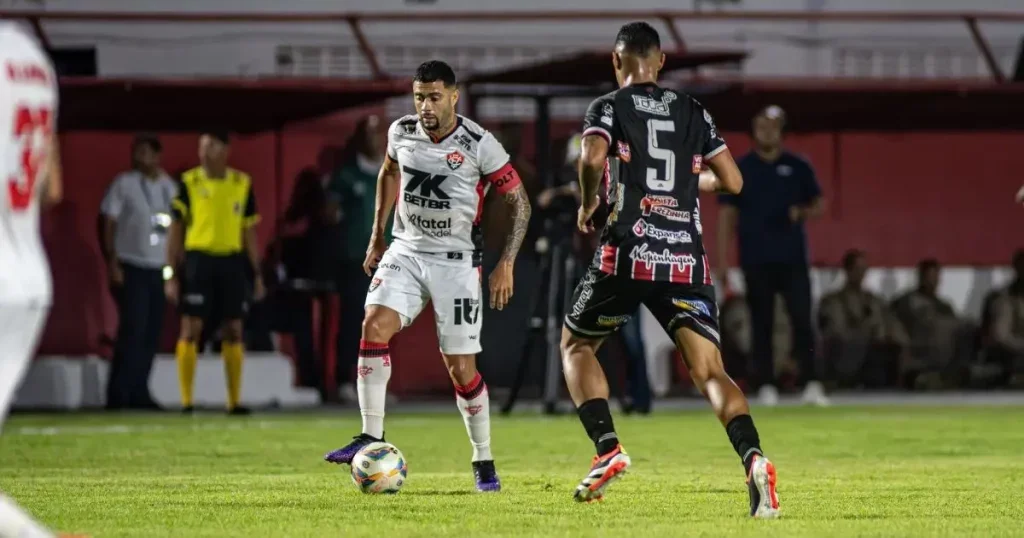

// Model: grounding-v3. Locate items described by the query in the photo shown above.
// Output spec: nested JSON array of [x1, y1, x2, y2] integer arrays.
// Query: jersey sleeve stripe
[[582, 126, 612, 145], [703, 144, 728, 160]]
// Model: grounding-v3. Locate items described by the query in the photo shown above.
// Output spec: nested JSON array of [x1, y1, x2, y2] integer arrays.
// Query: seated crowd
[[721, 249, 1024, 391]]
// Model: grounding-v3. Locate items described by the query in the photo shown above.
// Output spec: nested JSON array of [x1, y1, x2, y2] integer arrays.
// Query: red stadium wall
[[37, 117, 1024, 395]]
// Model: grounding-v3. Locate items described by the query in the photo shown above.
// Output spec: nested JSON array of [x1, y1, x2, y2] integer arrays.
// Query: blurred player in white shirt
[[0, 21, 69, 538]]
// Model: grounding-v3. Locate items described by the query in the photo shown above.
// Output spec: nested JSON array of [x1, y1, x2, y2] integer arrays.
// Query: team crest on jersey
[[446, 150, 465, 170], [617, 141, 631, 162], [692, 154, 703, 173], [369, 277, 382, 293]]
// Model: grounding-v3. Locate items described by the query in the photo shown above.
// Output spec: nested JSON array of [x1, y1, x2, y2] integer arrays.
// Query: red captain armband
[[484, 163, 522, 195]]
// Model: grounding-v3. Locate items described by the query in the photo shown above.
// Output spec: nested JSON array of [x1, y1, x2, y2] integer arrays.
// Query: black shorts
[[180, 251, 248, 321], [564, 265, 720, 348]]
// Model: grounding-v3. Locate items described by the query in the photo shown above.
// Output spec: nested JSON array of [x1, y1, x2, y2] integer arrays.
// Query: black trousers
[[283, 290, 319, 390], [742, 263, 817, 389], [108, 262, 165, 408], [336, 261, 371, 386]]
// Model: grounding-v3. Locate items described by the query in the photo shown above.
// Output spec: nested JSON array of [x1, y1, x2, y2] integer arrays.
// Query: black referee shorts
[[564, 264, 721, 348], [180, 251, 247, 321]]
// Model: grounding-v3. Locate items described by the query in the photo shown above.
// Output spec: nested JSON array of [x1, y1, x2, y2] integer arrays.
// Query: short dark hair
[[918, 258, 940, 274], [615, 21, 661, 56], [132, 133, 162, 153], [842, 249, 864, 272], [201, 130, 231, 145], [413, 60, 457, 87]]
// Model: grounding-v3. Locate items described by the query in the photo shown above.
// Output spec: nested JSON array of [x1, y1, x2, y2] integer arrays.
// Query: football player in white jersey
[[325, 61, 531, 492], [0, 21, 72, 538]]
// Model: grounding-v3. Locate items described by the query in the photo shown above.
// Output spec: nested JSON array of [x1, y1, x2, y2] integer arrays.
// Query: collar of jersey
[[422, 116, 464, 144]]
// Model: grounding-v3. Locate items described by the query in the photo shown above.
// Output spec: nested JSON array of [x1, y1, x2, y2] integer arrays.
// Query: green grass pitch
[[2, 406, 1023, 537]]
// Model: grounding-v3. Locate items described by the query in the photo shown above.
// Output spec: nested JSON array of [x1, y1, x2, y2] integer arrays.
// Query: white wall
[[2, 0, 1020, 80]]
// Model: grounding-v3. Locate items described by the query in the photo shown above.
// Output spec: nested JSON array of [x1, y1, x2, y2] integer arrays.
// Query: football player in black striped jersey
[[560, 22, 780, 518]]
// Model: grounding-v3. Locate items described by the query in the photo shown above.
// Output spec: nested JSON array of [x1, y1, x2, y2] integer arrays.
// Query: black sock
[[577, 398, 619, 456], [725, 414, 762, 473]]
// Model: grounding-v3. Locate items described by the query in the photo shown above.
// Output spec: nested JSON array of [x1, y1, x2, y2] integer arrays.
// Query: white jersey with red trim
[[0, 23, 58, 304], [386, 114, 517, 267]]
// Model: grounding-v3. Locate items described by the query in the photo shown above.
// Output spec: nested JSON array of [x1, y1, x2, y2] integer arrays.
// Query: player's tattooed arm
[[500, 184, 531, 264]]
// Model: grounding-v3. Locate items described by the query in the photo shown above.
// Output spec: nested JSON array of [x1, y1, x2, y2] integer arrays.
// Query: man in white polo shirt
[[100, 134, 177, 410]]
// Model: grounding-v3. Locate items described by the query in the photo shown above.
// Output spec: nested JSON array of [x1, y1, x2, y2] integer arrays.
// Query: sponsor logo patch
[[629, 244, 696, 271], [672, 298, 712, 318], [692, 154, 703, 173], [597, 315, 630, 328], [640, 195, 690, 222], [617, 140, 631, 162], [631, 91, 677, 116], [369, 277, 382, 293], [632, 219, 692, 244], [403, 166, 451, 209], [408, 214, 452, 238]]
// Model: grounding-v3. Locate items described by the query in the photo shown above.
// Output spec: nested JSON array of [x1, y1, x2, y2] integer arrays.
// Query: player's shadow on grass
[[401, 489, 476, 496]]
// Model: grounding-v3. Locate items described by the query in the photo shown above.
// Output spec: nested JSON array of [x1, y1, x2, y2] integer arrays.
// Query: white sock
[[0, 494, 53, 538], [357, 340, 391, 439], [455, 373, 492, 462]]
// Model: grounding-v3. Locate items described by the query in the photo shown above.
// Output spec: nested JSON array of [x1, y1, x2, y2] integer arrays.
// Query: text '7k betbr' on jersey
[[386, 114, 519, 267], [582, 82, 725, 284]]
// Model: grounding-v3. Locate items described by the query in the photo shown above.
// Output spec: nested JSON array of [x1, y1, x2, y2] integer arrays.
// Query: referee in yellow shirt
[[166, 131, 265, 415]]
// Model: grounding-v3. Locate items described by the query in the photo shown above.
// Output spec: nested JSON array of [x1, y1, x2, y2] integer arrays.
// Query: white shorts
[[0, 302, 49, 431], [366, 250, 482, 355]]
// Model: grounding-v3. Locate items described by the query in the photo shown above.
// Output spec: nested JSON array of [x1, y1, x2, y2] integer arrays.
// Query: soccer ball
[[350, 442, 407, 494]]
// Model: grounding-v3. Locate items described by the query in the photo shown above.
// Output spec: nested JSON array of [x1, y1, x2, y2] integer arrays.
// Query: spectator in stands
[[981, 249, 1024, 387], [716, 105, 828, 406], [264, 168, 335, 393], [891, 259, 968, 390], [818, 249, 904, 388], [325, 115, 390, 401], [99, 134, 176, 410]]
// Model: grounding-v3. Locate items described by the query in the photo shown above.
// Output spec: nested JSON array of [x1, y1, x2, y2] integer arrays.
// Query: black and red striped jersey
[[581, 82, 726, 284]]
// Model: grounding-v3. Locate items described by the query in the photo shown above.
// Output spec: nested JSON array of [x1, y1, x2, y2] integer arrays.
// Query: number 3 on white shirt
[[645, 119, 675, 192]]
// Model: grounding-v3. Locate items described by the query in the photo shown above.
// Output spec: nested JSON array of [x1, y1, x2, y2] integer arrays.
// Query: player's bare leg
[[175, 316, 203, 413], [674, 327, 779, 518], [221, 319, 248, 415], [561, 329, 631, 503], [442, 352, 500, 492], [324, 305, 400, 465]]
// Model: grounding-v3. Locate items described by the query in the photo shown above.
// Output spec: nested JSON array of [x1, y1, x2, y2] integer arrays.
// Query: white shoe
[[747, 454, 780, 518], [573, 444, 632, 503], [758, 385, 780, 407], [801, 381, 831, 407]]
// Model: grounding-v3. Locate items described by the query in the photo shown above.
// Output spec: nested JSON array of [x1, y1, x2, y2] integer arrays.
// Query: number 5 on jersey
[[7, 105, 52, 211], [645, 118, 675, 192]]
